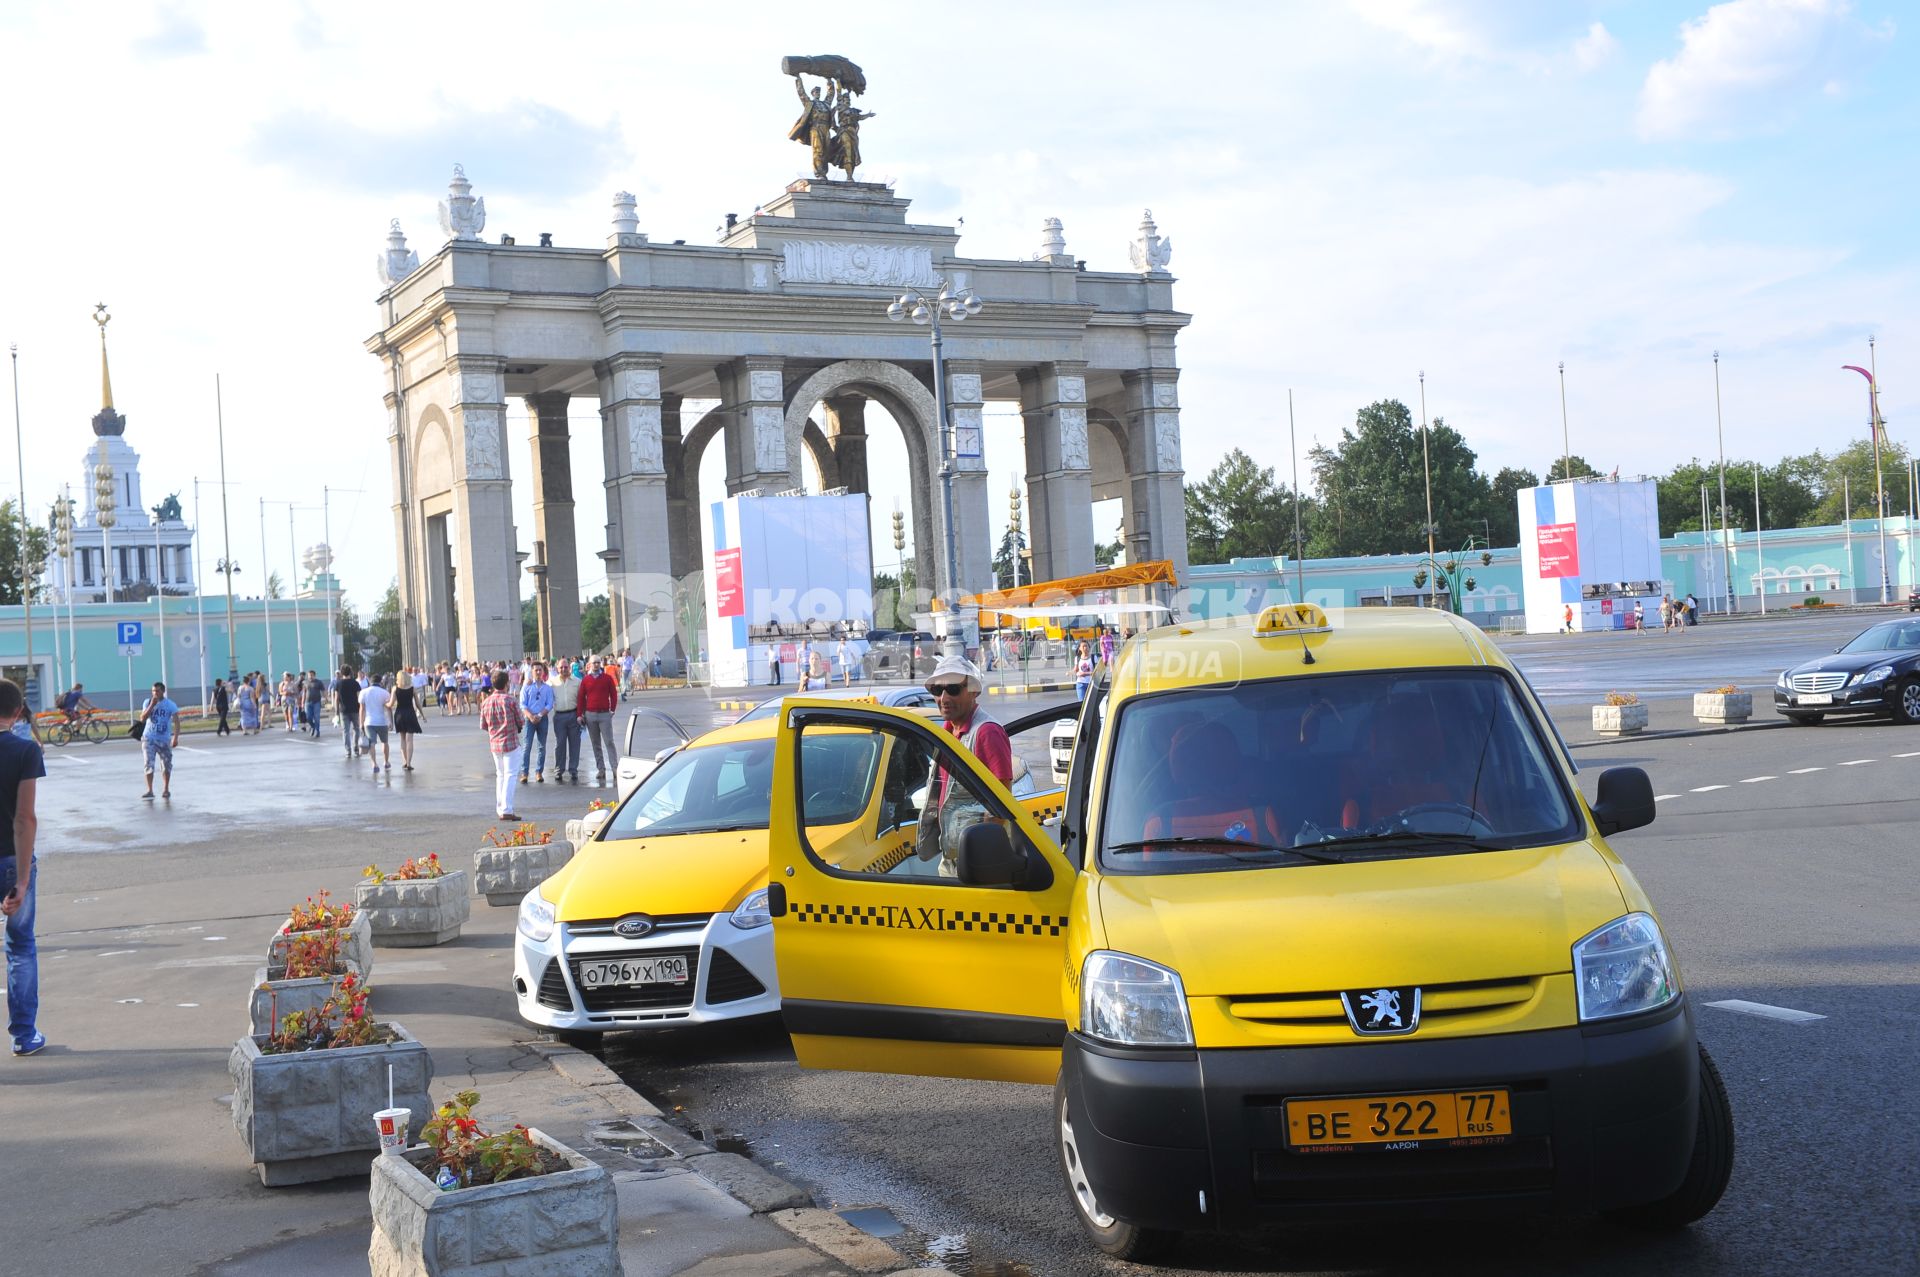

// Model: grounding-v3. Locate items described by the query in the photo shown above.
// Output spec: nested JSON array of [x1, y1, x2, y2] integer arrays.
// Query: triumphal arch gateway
[[370, 63, 1191, 665]]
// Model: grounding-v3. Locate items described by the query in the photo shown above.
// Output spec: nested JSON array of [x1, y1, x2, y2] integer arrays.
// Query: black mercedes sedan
[[1775, 618, 1920, 725]]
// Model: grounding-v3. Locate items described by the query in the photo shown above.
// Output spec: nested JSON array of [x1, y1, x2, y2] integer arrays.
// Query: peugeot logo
[[1341, 986, 1422, 1036], [613, 914, 656, 939]]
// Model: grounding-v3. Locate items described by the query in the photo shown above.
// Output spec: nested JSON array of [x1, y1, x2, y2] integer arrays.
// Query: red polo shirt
[[578, 670, 619, 713]]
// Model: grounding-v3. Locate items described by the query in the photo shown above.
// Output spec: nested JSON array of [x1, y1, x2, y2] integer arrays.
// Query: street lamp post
[[887, 277, 982, 657], [1712, 352, 1733, 614], [1557, 361, 1572, 488], [54, 490, 75, 686], [258, 497, 275, 681], [10, 343, 34, 706], [1843, 343, 1891, 604], [1754, 461, 1766, 616], [1418, 371, 1436, 606]]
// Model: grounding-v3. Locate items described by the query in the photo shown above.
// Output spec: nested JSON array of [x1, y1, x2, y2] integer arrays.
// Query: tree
[[1307, 401, 1490, 557], [1094, 538, 1124, 568], [368, 583, 402, 675], [872, 567, 917, 629], [992, 523, 1029, 589], [581, 594, 611, 653], [1185, 448, 1309, 566], [520, 597, 538, 656], [0, 500, 51, 605], [1485, 466, 1538, 547], [266, 571, 284, 600], [1543, 455, 1602, 483], [338, 600, 373, 673], [1806, 438, 1913, 524]]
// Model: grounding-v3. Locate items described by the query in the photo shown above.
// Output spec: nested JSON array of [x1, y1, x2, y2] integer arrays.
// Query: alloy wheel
[[1059, 1107, 1116, 1229]]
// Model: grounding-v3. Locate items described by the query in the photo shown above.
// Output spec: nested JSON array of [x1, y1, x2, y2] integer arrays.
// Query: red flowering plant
[[274, 928, 348, 981], [420, 1089, 564, 1187], [481, 824, 555, 848], [363, 852, 448, 883], [285, 889, 355, 932], [264, 973, 393, 1054], [585, 800, 615, 812]]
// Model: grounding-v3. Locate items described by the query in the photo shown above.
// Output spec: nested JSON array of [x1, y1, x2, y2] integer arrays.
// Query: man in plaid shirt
[[479, 671, 523, 819]]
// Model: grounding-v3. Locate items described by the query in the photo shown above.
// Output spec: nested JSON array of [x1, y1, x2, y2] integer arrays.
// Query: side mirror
[[956, 822, 1051, 889], [1590, 767, 1656, 837]]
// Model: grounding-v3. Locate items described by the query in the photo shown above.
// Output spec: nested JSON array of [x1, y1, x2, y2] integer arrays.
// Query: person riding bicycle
[[57, 684, 93, 723]]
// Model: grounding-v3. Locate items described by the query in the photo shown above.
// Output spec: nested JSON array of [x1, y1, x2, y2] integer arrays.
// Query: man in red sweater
[[578, 658, 620, 784]]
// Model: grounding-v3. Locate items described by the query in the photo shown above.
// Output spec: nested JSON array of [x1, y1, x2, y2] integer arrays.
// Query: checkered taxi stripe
[[789, 902, 1066, 936]]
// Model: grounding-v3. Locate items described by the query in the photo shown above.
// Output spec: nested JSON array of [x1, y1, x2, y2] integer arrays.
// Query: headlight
[[1776, 672, 1790, 689], [1857, 665, 1894, 685], [729, 888, 772, 930], [1080, 951, 1193, 1047], [517, 891, 556, 943], [1573, 913, 1679, 1022]]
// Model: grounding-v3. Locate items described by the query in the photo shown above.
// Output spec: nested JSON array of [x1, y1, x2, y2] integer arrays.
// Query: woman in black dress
[[392, 671, 425, 771]]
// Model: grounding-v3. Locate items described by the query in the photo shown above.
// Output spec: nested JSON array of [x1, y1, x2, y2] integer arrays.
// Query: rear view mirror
[[1590, 767, 1656, 837]]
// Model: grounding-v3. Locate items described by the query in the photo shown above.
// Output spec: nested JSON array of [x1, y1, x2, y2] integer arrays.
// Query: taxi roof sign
[[1254, 602, 1332, 636]]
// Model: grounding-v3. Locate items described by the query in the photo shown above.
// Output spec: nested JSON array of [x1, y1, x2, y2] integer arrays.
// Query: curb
[[1568, 719, 1791, 749], [712, 700, 758, 711], [530, 1040, 918, 1274], [988, 681, 1076, 695]]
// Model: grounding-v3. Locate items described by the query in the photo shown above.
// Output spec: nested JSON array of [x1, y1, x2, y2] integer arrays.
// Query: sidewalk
[[12, 789, 916, 1276]]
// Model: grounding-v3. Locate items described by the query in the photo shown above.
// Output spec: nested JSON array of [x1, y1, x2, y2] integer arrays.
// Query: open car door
[[768, 699, 1077, 1085]]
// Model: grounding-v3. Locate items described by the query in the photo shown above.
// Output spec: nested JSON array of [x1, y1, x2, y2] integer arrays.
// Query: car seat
[[1340, 693, 1454, 830], [1142, 722, 1282, 848]]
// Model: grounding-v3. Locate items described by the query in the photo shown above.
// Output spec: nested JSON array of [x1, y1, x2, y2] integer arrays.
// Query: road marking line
[[1839, 759, 1876, 766], [1706, 999, 1826, 1024], [1654, 794, 1681, 801], [1690, 785, 1728, 793], [98, 950, 137, 958], [1788, 766, 1825, 774], [1895, 752, 1920, 758], [174, 745, 211, 754], [1739, 776, 1776, 784]]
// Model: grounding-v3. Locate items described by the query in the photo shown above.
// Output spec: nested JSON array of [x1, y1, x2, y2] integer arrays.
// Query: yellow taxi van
[[764, 603, 1733, 1260]]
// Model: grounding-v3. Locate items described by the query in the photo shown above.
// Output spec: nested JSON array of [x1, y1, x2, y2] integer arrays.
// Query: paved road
[[602, 711, 1920, 1276]]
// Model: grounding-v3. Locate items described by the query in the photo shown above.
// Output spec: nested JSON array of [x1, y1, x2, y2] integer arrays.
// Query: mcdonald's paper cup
[[374, 1107, 410, 1156]]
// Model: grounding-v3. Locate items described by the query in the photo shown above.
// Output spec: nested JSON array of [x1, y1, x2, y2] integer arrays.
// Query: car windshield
[[1839, 622, 1920, 654], [1098, 669, 1581, 873], [602, 733, 881, 839]]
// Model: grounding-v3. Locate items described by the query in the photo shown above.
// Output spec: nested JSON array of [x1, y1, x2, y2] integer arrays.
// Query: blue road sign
[[118, 621, 143, 646]]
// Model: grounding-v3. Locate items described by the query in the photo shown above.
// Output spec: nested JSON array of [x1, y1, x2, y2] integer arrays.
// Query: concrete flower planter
[[229, 1024, 434, 1186], [473, 841, 575, 908], [357, 872, 471, 947], [249, 960, 363, 1036], [367, 1129, 621, 1277], [1591, 703, 1649, 736], [563, 808, 612, 851], [270, 909, 375, 982], [1693, 691, 1753, 724]]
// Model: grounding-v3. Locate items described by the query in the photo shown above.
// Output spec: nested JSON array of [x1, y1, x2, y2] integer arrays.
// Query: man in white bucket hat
[[915, 655, 1014, 873]]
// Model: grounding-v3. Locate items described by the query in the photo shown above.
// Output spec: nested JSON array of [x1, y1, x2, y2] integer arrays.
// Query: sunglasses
[[928, 683, 968, 696]]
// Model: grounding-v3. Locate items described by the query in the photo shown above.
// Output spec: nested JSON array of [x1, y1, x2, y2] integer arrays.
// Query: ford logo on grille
[[613, 914, 656, 938]]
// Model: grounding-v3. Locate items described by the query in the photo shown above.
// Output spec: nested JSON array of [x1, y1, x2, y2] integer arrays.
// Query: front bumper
[[1062, 999, 1697, 1231], [1774, 683, 1896, 717], [512, 913, 780, 1032]]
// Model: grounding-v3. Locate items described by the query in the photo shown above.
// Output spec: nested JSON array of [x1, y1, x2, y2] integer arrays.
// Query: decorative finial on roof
[[610, 190, 645, 247], [1128, 209, 1173, 275], [378, 219, 421, 287], [1037, 216, 1068, 262], [438, 164, 486, 242], [91, 303, 126, 437]]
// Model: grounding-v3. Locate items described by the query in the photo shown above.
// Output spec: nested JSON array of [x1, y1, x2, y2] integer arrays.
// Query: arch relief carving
[[412, 407, 455, 498]]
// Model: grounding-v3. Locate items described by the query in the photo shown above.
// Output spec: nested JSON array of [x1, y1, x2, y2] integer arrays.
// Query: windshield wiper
[[1106, 836, 1348, 865], [1301, 829, 1486, 855]]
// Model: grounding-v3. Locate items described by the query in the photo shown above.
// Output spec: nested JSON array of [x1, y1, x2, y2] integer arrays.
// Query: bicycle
[[38, 710, 111, 746]]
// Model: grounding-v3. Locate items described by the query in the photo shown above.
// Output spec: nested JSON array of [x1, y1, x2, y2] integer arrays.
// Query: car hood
[[1786, 650, 1908, 676], [545, 829, 767, 921], [1096, 841, 1628, 996]]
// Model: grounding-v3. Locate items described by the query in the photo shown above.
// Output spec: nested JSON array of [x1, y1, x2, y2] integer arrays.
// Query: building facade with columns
[[371, 167, 1191, 665]]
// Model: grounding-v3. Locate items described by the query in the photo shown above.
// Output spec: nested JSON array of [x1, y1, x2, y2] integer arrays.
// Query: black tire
[[84, 718, 110, 744], [1785, 712, 1825, 726], [1609, 1043, 1734, 1231], [1891, 678, 1920, 726], [1054, 1077, 1173, 1262], [550, 1029, 604, 1051]]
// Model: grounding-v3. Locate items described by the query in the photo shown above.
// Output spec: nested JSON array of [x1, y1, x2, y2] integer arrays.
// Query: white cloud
[[1573, 22, 1619, 71], [1638, 0, 1878, 140]]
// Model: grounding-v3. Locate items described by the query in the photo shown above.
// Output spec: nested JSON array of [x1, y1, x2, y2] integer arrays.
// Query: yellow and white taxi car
[[764, 605, 1733, 1260], [512, 693, 1062, 1039]]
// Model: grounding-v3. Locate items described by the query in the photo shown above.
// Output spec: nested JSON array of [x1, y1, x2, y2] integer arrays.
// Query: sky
[[1, 0, 1914, 615]]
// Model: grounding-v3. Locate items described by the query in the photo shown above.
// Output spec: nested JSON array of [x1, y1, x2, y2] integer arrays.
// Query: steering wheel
[[1370, 801, 1494, 838]]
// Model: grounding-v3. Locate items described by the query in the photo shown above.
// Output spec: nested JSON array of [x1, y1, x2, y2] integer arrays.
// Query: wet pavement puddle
[[836, 1211, 1030, 1275]]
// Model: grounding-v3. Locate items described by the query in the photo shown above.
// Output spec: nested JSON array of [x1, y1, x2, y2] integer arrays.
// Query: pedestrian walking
[[1100, 626, 1116, 670], [304, 671, 324, 738], [837, 637, 852, 687], [237, 675, 261, 734], [479, 670, 523, 820], [1686, 592, 1700, 626], [767, 644, 781, 685], [392, 669, 423, 770], [138, 680, 181, 800], [279, 673, 297, 731], [579, 658, 619, 783], [1073, 641, 1095, 701], [1634, 600, 1647, 635], [0, 678, 46, 1057], [212, 677, 231, 736], [361, 674, 394, 773], [550, 662, 581, 783], [334, 667, 363, 757], [519, 661, 553, 783], [1562, 603, 1574, 634]]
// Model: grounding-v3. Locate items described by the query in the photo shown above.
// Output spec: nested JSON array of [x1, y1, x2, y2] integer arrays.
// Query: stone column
[[385, 389, 423, 667], [722, 358, 793, 493], [596, 355, 674, 655], [448, 357, 523, 661], [525, 391, 581, 660], [1122, 369, 1188, 579], [660, 394, 700, 584], [824, 396, 869, 494], [1019, 361, 1096, 582], [944, 362, 993, 598]]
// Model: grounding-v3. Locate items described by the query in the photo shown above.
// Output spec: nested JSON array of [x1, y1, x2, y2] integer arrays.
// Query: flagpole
[[1288, 389, 1305, 603], [193, 477, 207, 703]]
